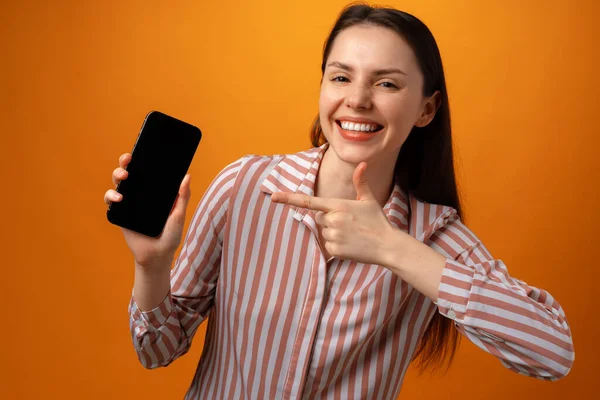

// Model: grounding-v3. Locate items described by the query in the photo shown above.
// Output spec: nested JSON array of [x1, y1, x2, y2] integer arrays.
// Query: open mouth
[[336, 120, 384, 133]]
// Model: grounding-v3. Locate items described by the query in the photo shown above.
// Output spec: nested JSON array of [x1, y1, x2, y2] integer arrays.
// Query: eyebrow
[[326, 61, 407, 76]]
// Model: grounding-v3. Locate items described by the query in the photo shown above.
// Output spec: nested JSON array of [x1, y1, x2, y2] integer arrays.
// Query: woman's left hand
[[271, 162, 399, 266]]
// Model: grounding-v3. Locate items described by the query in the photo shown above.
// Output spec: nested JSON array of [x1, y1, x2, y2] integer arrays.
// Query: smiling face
[[319, 24, 438, 168]]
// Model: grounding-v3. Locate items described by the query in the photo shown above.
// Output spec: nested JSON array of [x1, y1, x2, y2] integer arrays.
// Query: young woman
[[104, 4, 574, 399]]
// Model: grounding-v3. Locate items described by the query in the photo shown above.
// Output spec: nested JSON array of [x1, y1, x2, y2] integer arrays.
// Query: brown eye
[[331, 75, 349, 82], [379, 81, 398, 89]]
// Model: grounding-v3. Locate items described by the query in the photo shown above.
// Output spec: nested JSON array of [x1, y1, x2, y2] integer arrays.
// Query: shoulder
[[222, 152, 283, 182], [409, 195, 482, 259], [408, 194, 459, 240], [232, 146, 321, 171], [222, 146, 319, 193]]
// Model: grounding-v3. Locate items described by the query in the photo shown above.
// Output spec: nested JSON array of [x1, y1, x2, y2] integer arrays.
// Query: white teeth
[[340, 121, 378, 132]]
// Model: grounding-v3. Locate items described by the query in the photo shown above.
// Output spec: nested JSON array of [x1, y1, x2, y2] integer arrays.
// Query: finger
[[353, 162, 375, 201], [324, 212, 348, 229], [119, 153, 132, 168], [271, 192, 335, 212], [324, 241, 339, 257], [315, 211, 326, 226], [170, 174, 192, 219], [112, 167, 128, 187], [321, 227, 336, 241], [104, 189, 122, 205]]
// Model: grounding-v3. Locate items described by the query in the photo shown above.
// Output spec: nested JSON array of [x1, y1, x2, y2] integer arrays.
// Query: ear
[[415, 90, 441, 128]]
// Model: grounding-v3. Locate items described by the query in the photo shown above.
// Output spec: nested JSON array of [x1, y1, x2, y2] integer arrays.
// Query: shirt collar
[[260, 144, 410, 231]]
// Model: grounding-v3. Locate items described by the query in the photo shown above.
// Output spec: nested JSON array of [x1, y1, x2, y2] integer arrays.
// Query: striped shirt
[[129, 144, 574, 399]]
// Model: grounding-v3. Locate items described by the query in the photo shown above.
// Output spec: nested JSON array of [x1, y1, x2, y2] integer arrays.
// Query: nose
[[345, 83, 372, 110]]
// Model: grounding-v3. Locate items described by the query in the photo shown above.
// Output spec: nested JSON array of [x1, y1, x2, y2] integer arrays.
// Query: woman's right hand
[[104, 153, 193, 271]]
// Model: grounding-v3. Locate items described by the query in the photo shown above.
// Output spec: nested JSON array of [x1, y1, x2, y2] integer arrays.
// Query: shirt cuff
[[436, 258, 475, 322], [129, 290, 173, 330]]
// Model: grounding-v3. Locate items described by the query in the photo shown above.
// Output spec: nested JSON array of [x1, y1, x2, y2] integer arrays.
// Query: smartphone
[[107, 111, 202, 237]]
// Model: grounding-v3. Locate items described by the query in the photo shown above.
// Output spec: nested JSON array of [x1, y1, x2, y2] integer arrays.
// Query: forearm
[[129, 258, 181, 369], [385, 219, 574, 378], [133, 259, 173, 311], [382, 228, 446, 302]]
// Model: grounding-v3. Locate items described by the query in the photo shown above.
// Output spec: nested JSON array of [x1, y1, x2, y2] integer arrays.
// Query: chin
[[326, 137, 379, 165]]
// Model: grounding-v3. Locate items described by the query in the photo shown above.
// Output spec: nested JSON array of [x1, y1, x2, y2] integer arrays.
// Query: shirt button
[[447, 309, 456, 319]]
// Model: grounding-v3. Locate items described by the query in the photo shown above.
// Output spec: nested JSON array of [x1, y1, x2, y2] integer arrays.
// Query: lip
[[335, 119, 383, 142], [335, 116, 382, 125]]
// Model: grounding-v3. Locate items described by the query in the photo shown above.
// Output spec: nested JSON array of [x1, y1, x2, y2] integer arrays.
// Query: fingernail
[[115, 193, 122, 200]]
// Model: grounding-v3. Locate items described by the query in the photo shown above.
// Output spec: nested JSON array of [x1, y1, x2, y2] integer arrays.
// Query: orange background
[[1, 0, 598, 398]]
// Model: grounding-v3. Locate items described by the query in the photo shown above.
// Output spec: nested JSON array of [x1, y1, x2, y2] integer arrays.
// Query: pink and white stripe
[[129, 145, 574, 399]]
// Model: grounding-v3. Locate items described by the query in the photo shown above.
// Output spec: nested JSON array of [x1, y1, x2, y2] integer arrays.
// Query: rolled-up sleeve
[[430, 217, 574, 380], [128, 157, 246, 369]]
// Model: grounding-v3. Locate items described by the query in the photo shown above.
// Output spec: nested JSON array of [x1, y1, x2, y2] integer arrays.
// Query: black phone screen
[[107, 111, 202, 237]]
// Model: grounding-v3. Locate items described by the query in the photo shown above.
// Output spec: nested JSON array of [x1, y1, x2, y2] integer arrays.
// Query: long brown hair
[[311, 3, 463, 372]]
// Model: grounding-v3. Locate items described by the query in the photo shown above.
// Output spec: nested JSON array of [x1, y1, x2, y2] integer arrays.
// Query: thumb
[[353, 162, 375, 201], [171, 174, 192, 218]]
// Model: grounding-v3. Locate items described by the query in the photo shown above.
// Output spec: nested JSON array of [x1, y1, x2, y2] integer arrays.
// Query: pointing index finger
[[271, 192, 335, 212]]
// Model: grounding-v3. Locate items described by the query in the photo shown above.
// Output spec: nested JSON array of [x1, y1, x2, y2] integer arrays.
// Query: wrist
[[133, 261, 172, 312], [380, 226, 411, 274], [134, 257, 173, 279], [379, 227, 448, 302], [134, 251, 175, 271]]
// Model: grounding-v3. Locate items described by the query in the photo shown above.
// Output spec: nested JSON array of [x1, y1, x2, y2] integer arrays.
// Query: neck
[[315, 146, 396, 207]]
